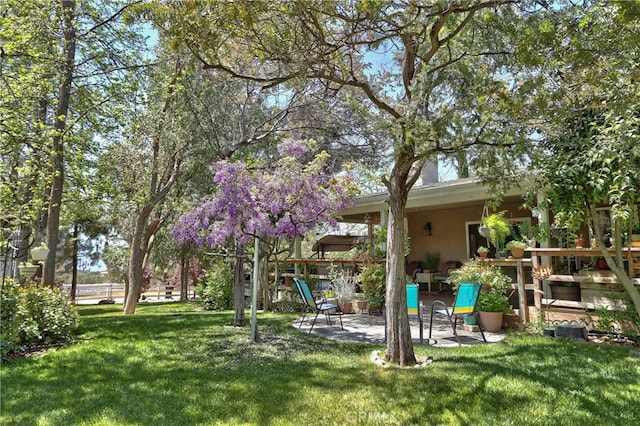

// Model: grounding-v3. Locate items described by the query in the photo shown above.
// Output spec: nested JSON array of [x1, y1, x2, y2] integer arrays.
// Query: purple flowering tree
[[173, 140, 357, 326]]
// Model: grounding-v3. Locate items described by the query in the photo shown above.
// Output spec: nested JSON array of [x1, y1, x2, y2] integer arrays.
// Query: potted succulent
[[477, 246, 489, 259], [505, 240, 527, 259]]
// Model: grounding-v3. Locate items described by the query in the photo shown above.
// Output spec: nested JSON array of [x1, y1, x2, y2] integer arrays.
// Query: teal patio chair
[[428, 282, 487, 346], [293, 277, 343, 333], [406, 283, 425, 344], [384, 283, 425, 344]]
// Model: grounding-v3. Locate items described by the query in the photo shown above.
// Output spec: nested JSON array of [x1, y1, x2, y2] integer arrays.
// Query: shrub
[[196, 259, 233, 310], [448, 259, 511, 292], [360, 263, 385, 302], [592, 291, 640, 339], [1, 278, 79, 361]]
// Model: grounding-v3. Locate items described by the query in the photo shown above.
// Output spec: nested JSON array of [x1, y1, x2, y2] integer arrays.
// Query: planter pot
[[368, 305, 383, 316], [479, 226, 491, 238], [18, 264, 40, 278], [341, 301, 353, 314], [478, 311, 503, 332], [550, 284, 581, 301], [575, 238, 587, 248], [463, 315, 477, 326], [356, 300, 368, 312], [510, 247, 525, 258], [30, 247, 49, 261], [595, 257, 610, 270], [478, 251, 488, 259]]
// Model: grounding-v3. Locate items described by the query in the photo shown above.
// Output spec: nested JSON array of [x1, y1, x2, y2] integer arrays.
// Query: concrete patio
[[295, 293, 508, 347]]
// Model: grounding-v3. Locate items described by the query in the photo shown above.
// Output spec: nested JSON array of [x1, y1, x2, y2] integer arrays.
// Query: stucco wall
[[406, 200, 530, 269]]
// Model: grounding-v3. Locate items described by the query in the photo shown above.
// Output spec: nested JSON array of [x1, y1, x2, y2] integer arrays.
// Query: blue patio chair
[[406, 283, 425, 344], [293, 277, 343, 333], [384, 283, 425, 344], [428, 282, 487, 346]]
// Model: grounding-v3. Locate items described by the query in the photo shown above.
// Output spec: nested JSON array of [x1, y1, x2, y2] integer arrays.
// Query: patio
[[296, 292, 507, 347]]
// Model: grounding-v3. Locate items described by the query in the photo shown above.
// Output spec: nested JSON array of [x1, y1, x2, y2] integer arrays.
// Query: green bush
[[196, 259, 233, 310], [1, 279, 79, 361], [592, 291, 640, 339]]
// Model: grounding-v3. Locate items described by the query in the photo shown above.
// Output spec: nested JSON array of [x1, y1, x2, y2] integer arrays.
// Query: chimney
[[421, 159, 438, 185]]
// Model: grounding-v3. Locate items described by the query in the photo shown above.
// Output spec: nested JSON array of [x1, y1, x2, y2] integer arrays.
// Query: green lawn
[[1, 302, 639, 425]]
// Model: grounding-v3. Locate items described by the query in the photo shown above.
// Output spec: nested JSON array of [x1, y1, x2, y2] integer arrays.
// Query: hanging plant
[[482, 211, 512, 248]]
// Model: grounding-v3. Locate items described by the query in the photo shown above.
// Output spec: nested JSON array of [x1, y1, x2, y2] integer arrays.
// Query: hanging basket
[[30, 246, 49, 261], [479, 204, 491, 238], [18, 264, 39, 278]]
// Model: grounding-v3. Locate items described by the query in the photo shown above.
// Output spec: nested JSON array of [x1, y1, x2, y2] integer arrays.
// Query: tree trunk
[[384, 158, 417, 367], [590, 206, 640, 319], [123, 209, 150, 314], [43, 0, 76, 287], [233, 245, 246, 326], [180, 251, 189, 301], [258, 256, 272, 311], [70, 223, 78, 302], [122, 61, 183, 315]]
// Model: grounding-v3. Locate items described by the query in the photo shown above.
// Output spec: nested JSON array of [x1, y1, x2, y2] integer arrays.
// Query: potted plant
[[477, 246, 489, 259], [328, 264, 356, 314], [447, 259, 511, 332], [422, 251, 441, 272], [482, 211, 512, 257], [448, 259, 511, 292], [552, 210, 587, 247], [30, 242, 49, 262], [360, 263, 385, 315], [477, 290, 512, 332], [18, 261, 40, 278], [505, 240, 527, 259]]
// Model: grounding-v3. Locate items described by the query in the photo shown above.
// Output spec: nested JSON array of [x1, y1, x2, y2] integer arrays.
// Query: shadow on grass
[[2, 302, 639, 425]]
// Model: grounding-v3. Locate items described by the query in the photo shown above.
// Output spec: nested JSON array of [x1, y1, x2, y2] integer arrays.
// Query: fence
[[61, 283, 186, 303]]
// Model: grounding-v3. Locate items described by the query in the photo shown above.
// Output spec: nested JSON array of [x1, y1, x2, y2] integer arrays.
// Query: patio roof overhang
[[338, 177, 526, 224], [311, 234, 361, 253]]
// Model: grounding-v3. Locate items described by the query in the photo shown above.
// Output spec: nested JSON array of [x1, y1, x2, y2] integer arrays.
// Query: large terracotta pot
[[478, 311, 504, 332], [341, 301, 353, 314]]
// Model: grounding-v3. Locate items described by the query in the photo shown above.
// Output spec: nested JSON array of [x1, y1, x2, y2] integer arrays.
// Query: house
[[338, 176, 536, 267]]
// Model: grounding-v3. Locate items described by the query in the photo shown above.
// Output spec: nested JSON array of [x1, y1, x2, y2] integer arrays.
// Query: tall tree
[[517, 1, 640, 318], [156, 0, 524, 365], [0, 0, 147, 285]]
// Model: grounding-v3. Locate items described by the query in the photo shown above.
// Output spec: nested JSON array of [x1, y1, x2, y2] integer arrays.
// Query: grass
[[1, 302, 640, 425]]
